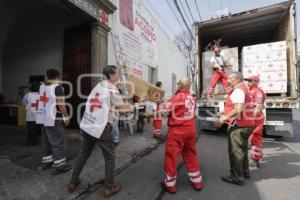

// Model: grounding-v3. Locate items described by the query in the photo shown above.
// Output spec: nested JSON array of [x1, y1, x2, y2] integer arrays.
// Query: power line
[[166, 0, 186, 33], [194, 0, 203, 22], [173, 0, 195, 41], [177, 0, 192, 26], [184, 0, 196, 24]]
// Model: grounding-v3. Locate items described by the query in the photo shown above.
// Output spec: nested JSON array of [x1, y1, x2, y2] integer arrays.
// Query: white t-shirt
[[23, 92, 40, 122], [146, 101, 157, 112], [210, 55, 225, 70], [230, 88, 245, 104]]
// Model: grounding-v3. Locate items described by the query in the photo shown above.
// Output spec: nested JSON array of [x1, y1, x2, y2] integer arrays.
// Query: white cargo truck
[[195, 0, 299, 137]]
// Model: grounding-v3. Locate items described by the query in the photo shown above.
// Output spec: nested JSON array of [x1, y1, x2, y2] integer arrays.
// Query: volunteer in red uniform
[[214, 72, 255, 185], [245, 75, 266, 168], [160, 77, 203, 194], [207, 47, 231, 97]]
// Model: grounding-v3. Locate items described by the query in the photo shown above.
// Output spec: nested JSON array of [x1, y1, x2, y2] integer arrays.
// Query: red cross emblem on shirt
[[40, 92, 49, 107], [185, 96, 195, 113], [99, 9, 108, 25], [89, 93, 102, 112], [31, 100, 39, 111]]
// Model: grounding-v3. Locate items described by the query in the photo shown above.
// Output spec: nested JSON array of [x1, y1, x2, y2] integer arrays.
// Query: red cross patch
[[40, 92, 49, 107], [31, 100, 39, 111], [89, 93, 102, 112]]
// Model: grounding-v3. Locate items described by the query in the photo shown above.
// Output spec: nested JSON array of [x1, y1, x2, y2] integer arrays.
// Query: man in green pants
[[214, 72, 254, 185]]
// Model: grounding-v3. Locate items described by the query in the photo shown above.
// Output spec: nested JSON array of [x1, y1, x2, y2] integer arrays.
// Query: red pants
[[249, 116, 265, 160], [164, 128, 202, 191], [207, 71, 229, 95], [153, 118, 162, 138]]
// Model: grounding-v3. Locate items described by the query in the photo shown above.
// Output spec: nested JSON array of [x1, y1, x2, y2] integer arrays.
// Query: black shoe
[[51, 164, 72, 175], [37, 162, 53, 170], [221, 175, 244, 186], [244, 173, 251, 179]]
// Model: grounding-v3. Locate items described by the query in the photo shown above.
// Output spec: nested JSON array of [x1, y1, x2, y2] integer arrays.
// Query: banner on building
[[113, 0, 158, 78]]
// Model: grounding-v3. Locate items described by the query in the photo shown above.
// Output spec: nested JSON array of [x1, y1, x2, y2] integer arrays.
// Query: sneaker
[[51, 164, 72, 175], [37, 162, 53, 170], [103, 185, 122, 197], [161, 182, 176, 194], [68, 180, 81, 193], [191, 181, 203, 191]]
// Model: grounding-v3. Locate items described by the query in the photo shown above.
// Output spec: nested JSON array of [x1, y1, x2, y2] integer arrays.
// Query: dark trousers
[[227, 125, 254, 182], [137, 114, 145, 132], [70, 124, 115, 187], [41, 120, 66, 167], [26, 121, 41, 146]]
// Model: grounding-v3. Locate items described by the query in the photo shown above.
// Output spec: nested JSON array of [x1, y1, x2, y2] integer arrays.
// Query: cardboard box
[[202, 47, 239, 95], [127, 74, 165, 102], [242, 41, 287, 93]]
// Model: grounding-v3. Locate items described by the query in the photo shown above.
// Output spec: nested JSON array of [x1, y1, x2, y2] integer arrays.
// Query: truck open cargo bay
[[195, 0, 299, 137]]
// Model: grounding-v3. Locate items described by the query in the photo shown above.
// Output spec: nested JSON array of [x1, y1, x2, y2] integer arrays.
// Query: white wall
[[2, 8, 87, 102], [155, 23, 187, 98], [107, 0, 188, 98]]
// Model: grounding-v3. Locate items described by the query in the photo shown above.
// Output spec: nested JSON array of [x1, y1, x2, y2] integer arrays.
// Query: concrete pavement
[[0, 121, 166, 200], [86, 111, 300, 200]]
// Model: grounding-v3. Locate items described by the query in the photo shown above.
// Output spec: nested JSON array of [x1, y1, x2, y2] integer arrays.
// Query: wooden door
[[63, 24, 91, 128]]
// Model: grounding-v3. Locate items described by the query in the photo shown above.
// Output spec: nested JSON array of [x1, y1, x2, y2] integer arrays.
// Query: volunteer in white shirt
[[68, 65, 134, 197], [36, 69, 72, 175], [22, 81, 41, 146]]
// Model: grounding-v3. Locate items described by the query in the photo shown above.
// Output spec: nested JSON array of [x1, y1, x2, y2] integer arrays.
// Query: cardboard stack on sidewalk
[[242, 41, 288, 94]]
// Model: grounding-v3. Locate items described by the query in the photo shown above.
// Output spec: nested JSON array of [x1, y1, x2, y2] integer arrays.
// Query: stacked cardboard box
[[202, 47, 239, 95], [242, 41, 287, 93]]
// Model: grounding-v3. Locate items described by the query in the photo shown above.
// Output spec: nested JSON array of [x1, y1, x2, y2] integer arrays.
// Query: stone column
[[91, 22, 109, 87]]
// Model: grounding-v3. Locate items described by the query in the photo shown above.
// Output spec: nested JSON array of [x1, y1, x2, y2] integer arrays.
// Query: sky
[[143, 0, 300, 40]]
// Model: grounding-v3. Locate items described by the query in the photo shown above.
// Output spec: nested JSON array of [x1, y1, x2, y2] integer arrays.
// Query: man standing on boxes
[[245, 75, 266, 168], [160, 77, 203, 194], [214, 72, 255, 185], [68, 65, 134, 197], [207, 47, 231, 97], [36, 69, 72, 175]]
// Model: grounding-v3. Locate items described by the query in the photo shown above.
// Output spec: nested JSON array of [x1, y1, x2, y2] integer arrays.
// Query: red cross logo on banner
[[99, 9, 108, 26], [89, 93, 102, 112], [40, 92, 49, 107], [31, 100, 39, 111]]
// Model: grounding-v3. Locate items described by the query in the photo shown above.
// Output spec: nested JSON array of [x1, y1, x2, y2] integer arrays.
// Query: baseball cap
[[245, 75, 260, 82]]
